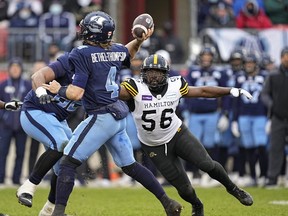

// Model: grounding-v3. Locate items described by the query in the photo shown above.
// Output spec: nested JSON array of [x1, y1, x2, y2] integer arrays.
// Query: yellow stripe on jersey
[[180, 82, 188, 95], [153, 54, 158, 64], [121, 82, 138, 97]]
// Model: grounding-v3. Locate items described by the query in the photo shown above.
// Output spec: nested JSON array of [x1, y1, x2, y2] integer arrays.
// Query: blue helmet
[[260, 53, 274, 67], [199, 44, 216, 57], [243, 52, 258, 63], [78, 11, 115, 43]]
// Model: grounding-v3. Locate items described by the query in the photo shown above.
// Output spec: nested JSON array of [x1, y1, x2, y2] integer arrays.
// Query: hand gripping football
[[132, 13, 154, 38]]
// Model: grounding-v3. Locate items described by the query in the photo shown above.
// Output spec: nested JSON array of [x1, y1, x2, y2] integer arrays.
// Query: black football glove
[[4, 100, 23, 111], [39, 94, 55, 104]]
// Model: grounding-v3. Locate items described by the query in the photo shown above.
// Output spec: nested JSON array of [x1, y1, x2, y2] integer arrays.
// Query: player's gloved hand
[[217, 114, 229, 132], [4, 100, 23, 111], [231, 121, 240, 137], [39, 94, 55, 104], [230, 88, 253, 100], [265, 119, 271, 135], [35, 86, 54, 104]]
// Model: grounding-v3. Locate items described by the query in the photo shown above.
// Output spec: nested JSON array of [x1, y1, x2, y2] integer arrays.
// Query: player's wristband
[[35, 87, 47, 98], [58, 86, 68, 98], [230, 88, 240, 97]]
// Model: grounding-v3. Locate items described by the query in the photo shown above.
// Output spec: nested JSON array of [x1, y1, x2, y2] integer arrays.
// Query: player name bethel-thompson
[[91, 51, 127, 63]]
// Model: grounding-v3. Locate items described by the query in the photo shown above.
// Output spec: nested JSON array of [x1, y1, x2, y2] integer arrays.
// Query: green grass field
[[0, 186, 288, 216]]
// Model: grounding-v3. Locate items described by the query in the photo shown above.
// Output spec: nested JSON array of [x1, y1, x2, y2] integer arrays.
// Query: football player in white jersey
[[119, 54, 254, 216]]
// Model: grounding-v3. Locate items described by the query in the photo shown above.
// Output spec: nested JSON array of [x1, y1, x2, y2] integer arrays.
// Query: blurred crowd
[[198, 0, 288, 31], [0, 0, 288, 189]]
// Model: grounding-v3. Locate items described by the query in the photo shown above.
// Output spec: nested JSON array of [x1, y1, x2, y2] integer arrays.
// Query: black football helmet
[[141, 54, 170, 92], [78, 11, 115, 43]]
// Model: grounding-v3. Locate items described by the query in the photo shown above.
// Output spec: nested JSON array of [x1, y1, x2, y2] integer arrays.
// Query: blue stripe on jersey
[[24, 110, 58, 150], [68, 114, 97, 156]]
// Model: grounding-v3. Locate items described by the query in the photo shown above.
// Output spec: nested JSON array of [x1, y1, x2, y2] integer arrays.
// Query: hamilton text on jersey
[[143, 100, 176, 109]]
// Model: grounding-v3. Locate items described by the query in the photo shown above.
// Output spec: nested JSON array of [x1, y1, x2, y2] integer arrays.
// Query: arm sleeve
[[121, 78, 139, 97], [180, 77, 189, 96], [48, 61, 64, 78], [69, 49, 89, 89]]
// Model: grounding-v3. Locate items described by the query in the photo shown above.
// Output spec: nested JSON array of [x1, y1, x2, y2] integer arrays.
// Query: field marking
[[269, 200, 288, 205]]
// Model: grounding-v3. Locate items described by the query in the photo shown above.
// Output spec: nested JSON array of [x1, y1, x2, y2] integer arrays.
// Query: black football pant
[[141, 124, 235, 204]]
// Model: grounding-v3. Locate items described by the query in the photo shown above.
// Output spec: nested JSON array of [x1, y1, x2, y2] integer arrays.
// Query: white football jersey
[[122, 76, 188, 146]]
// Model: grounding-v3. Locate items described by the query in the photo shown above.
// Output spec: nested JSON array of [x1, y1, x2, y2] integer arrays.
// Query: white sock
[[17, 179, 37, 196], [41, 200, 55, 213]]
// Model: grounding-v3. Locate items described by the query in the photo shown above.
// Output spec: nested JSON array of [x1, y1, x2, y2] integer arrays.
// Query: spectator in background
[[264, 0, 288, 25], [0, 57, 32, 185], [62, 0, 102, 25], [0, 0, 9, 21], [197, 0, 214, 33], [42, 0, 101, 24], [47, 42, 62, 63], [159, 21, 184, 64], [261, 47, 288, 187], [39, 1, 76, 52], [260, 53, 277, 73], [141, 33, 162, 55], [8, 2, 40, 60], [7, 0, 43, 17], [231, 52, 268, 187], [217, 48, 246, 176], [233, 0, 264, 16], [236, 0, 272, 29], [204, 1, 236, 28]]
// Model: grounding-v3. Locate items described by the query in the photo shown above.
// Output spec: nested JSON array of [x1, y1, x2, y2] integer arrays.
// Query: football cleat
[[39, 200, 55, 216], [192, 202, 204, 216], [227, 186, 253, 206], [164, 199, 183, 216], [16, 179, 36, 207], [17, 193, 33, 208]]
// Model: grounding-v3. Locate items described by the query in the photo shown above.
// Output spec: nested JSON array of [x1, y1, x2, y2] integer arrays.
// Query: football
[[132, 13, 154, 38]]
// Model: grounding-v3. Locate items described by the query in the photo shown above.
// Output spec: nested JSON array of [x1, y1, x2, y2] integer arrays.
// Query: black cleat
[[227, 186, 253, 206], [164, 199, 183, 216], [192, 202, 204, 216], [17, 193, 33, 208]]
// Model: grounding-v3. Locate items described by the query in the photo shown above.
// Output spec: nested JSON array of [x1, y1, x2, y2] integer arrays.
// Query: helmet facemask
[[140, 54, 170, 93], [141, 69, 168, 92]]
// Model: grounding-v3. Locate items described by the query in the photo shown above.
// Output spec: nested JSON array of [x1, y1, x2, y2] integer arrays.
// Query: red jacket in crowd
[[236, 9, 272, 29]]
